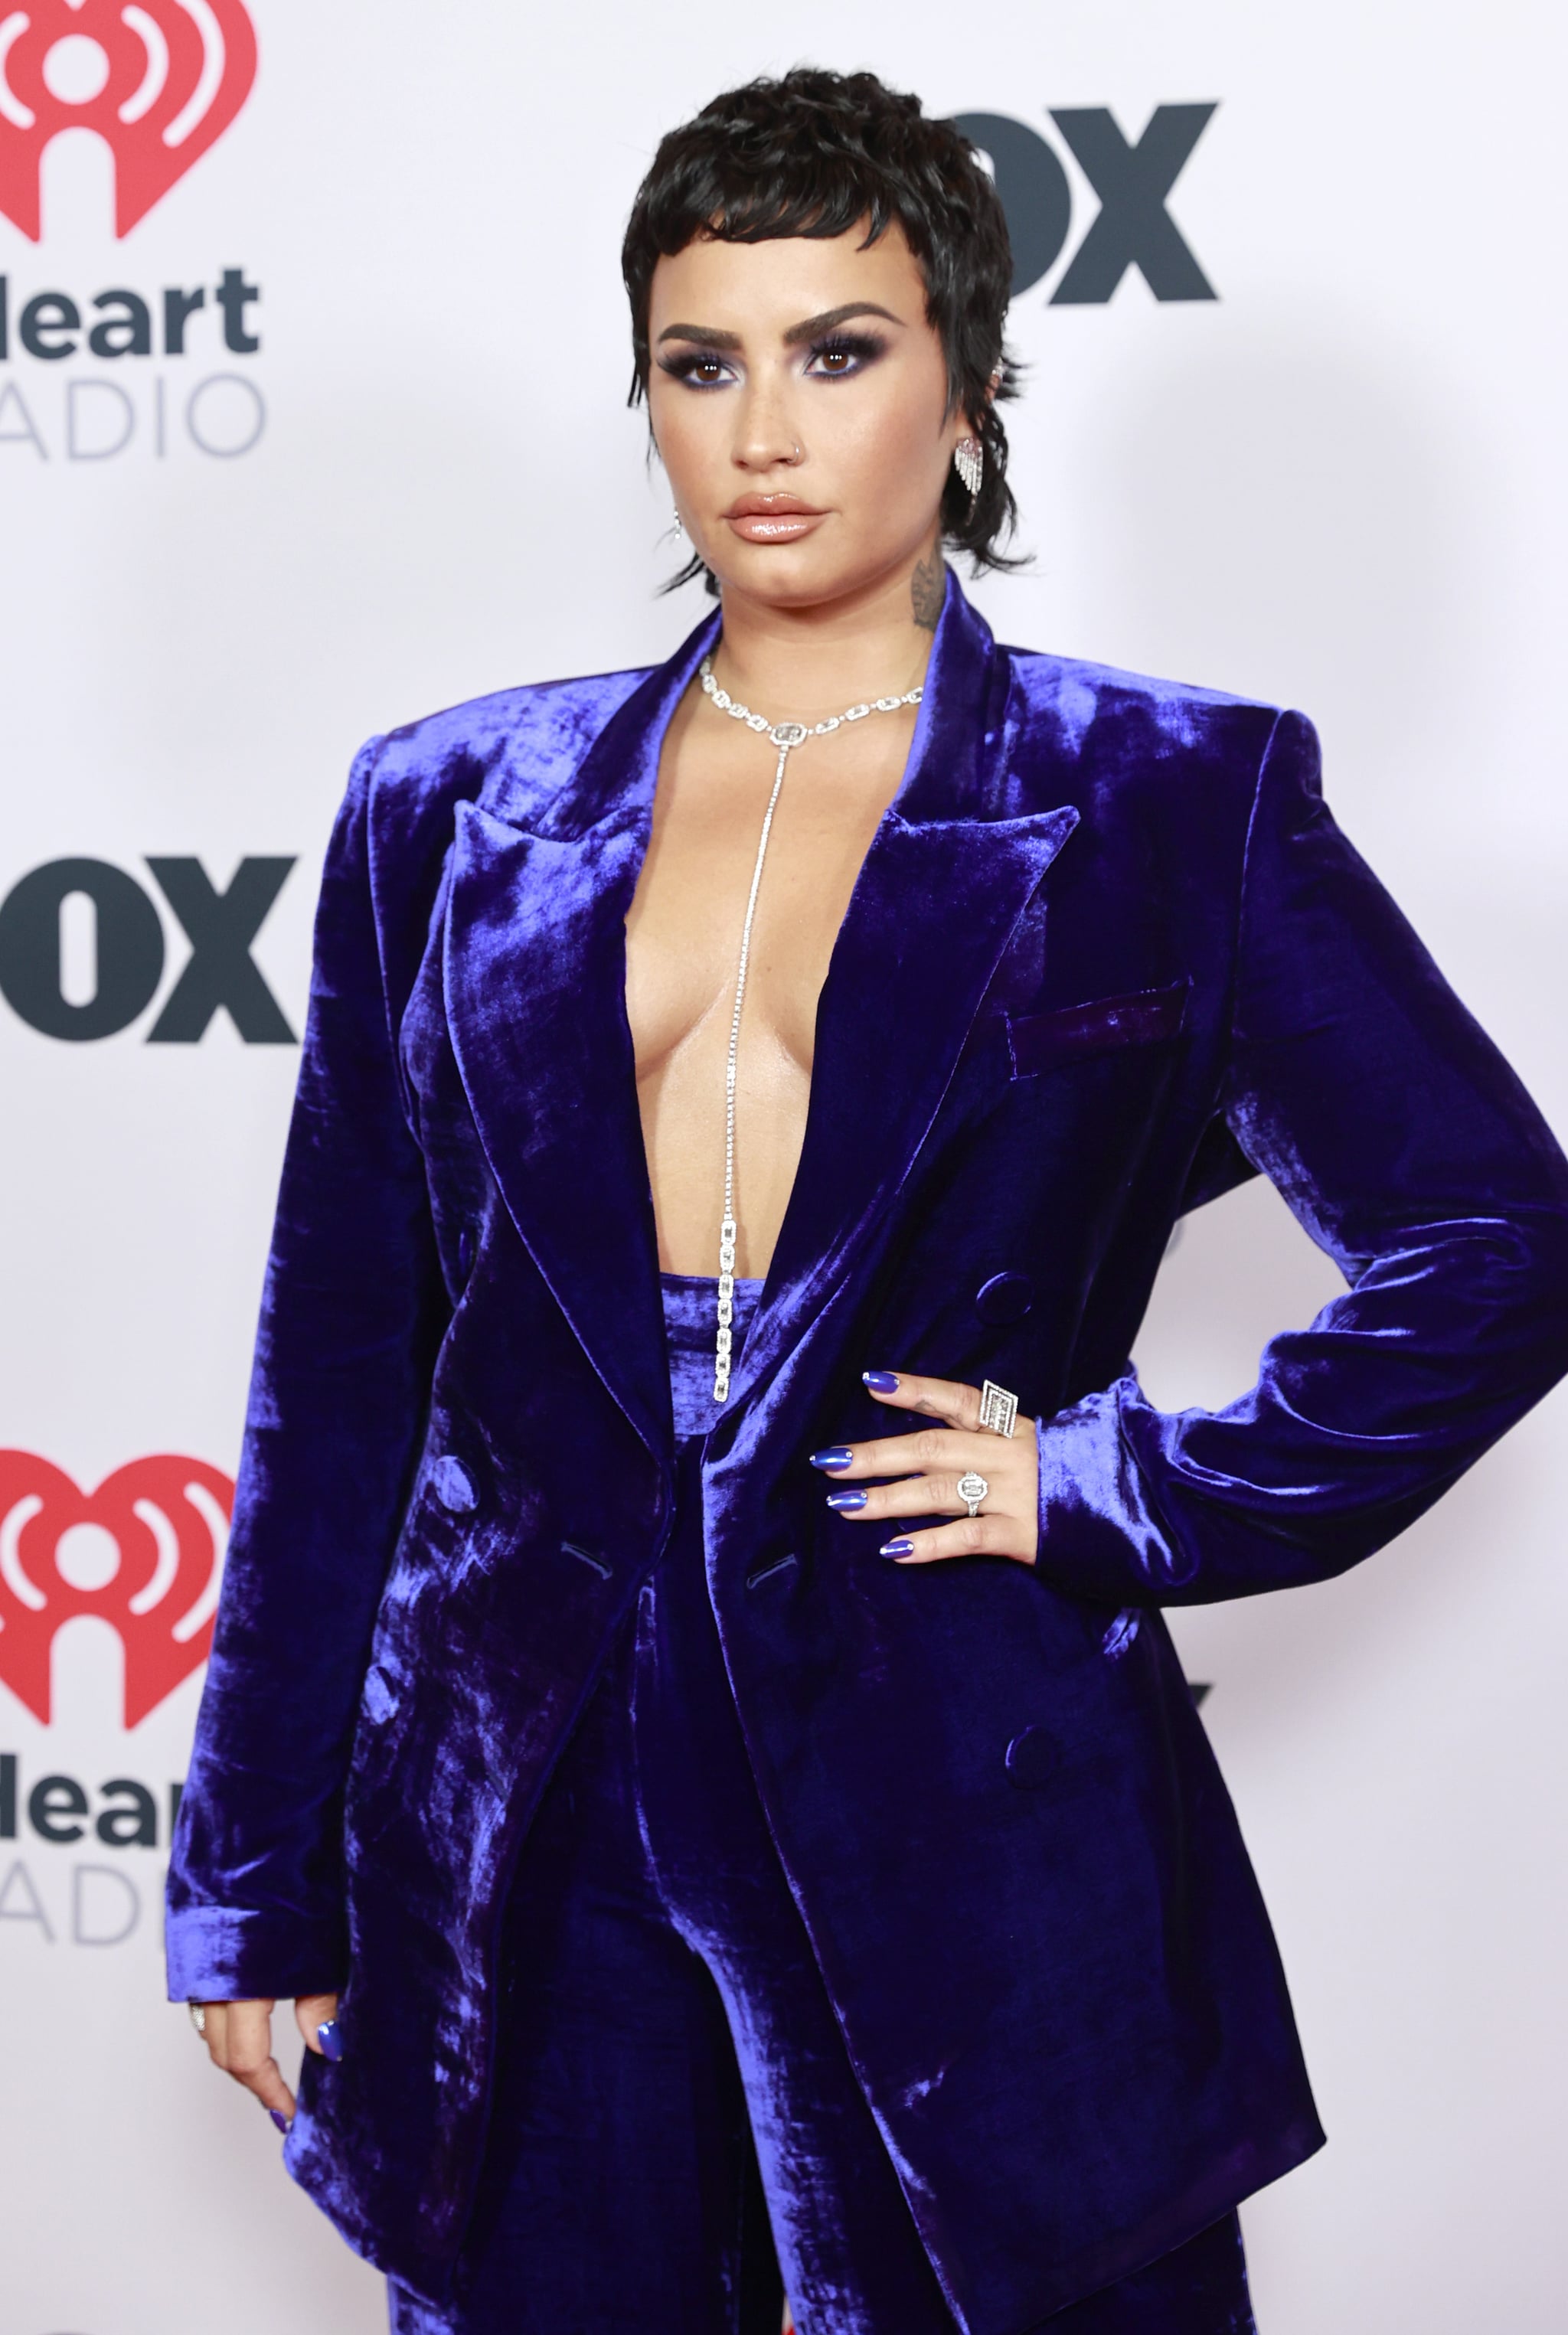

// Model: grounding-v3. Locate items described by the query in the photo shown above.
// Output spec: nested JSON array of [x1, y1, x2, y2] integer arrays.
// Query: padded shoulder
[[1004, 642, 1279, 750], [998, 644, 1288, 831], [351, 665, 654, 1030], [367, 665, 654, 833]]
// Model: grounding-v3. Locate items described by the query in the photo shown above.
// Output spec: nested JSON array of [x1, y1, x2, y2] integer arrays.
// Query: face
[[646, 221, 965, 613]]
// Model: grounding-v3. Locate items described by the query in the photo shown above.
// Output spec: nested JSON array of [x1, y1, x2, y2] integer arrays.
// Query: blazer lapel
[[443, 614, 719, 1461], [727, 581, 1079, 1410], [442, 578, 1077, 1444]]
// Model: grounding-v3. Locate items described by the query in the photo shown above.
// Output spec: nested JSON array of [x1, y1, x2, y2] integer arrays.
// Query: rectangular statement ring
[[978, 1380, 1019, 1439]]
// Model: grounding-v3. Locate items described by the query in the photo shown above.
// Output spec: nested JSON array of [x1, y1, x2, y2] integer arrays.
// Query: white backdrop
[[2, 5, 1565, 2330]]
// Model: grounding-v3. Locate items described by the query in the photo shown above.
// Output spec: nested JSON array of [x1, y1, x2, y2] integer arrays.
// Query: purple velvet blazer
[[165, 574, 1568, 2329]]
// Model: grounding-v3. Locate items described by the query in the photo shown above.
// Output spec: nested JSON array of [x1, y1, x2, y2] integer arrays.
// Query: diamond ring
[[978, 1380, 1019, 1438], [957, 1470, 990, 1518], [188, 2001, 207, 2037]]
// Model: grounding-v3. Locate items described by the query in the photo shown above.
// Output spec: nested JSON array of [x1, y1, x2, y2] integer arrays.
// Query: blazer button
[[1004, 1726, 1056, 1790], [975, 1272, 1034, 1325], [430, 1455, 479, 1514]]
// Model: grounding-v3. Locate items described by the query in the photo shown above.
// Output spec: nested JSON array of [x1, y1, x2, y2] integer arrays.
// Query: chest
[[625, 700, 917, 1075]]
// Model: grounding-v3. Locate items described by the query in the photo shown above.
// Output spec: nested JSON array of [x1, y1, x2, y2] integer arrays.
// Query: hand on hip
[[810, 1370, 1039, 1566]]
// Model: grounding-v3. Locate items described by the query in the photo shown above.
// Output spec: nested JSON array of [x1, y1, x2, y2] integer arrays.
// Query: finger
[[200, 1997, 257, 2070], [861, 1370, 984, 1431], [827, 1468, 1030, 1523], [876, 1513, 1026, 1566], [214, 2000, 297, 2124], [812, 1424, 996, 1481], [197, 1998, 228, 2069], [210, 1997, 266, 2076], [234, 2049, 296, 2124], [296, 1993, 341, 2056]]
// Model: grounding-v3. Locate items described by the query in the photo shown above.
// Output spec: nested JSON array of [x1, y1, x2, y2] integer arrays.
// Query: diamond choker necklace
[[698, 651, 923, 1403]]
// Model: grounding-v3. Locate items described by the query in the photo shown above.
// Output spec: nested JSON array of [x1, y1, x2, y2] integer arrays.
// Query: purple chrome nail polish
[[826, 1489, 867, 1511], [880, 1538, 915, 1559], [317, 2019, 343, 2062], [862, 1370, 899, 1393], [270, 2108, 292, 2134], [809, 1447, 853, 1471]]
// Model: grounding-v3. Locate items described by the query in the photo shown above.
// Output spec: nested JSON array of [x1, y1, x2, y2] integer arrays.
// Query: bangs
[[652, 182, 903, 260]]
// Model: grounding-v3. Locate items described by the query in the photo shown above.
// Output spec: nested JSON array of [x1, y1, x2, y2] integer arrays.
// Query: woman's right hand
[[195, 1991, 340, 2128]]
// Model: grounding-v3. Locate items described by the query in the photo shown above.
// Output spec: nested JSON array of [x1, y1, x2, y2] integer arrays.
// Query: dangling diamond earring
[[672, 506, 684, 540], [953, 438, 984, 500]]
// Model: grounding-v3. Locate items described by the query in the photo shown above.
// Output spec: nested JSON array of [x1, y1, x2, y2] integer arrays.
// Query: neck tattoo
[[698, 649, 924, 1402]]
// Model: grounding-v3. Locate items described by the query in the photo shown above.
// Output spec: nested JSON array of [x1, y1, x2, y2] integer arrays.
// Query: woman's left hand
[[810, 1371, 1040, 1566]]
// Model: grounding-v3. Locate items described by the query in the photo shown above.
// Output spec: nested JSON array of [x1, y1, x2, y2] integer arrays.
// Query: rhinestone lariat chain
[[701, 651, 923, 1403]]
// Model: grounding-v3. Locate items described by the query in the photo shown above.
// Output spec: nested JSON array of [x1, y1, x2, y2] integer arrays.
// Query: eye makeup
[[804, 329, 888, 377], [655, 330, 890, 390], [655, 348, 739, 390]]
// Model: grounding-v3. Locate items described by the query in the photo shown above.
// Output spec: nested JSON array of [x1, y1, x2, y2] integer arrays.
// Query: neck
[[708, 540, 943, 721]]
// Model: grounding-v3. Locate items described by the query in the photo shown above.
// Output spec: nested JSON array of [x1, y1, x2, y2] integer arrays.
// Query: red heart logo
[[0, 1451, 233, 1726], [0, 0, 257, 241]]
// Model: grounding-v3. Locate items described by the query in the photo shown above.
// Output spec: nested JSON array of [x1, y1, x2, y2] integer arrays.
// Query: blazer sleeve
[[165, 740, 448, 2001], [1035, 708, 1568, 1605]]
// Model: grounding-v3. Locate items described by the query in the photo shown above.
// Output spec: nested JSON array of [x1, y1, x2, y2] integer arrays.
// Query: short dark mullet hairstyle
[[622, 65, 1023, 595]]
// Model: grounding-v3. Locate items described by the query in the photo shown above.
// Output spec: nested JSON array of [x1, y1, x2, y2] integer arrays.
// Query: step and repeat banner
[[2, 6, 1564, 2332]]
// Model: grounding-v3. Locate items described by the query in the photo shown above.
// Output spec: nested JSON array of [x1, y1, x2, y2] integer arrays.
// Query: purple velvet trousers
[[387, 1285, 1257, 2335]]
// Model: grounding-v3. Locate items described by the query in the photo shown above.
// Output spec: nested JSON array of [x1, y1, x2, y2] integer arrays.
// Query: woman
[[167, 67, 1568, 2335]]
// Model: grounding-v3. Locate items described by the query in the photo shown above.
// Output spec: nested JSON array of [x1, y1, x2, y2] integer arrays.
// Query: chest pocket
[[1004, 979, 1190, 1079]]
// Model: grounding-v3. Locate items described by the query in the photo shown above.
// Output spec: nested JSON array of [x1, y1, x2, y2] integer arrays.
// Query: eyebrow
[[655, 301, 906, 349]]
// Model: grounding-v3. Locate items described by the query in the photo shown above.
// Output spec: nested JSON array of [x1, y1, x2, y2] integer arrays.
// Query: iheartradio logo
[[0, 0, 257, 241], [0, 1452, 232, 1726]]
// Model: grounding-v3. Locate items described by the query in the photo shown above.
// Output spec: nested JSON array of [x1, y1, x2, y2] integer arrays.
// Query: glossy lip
[[723, 491, 828, 545]]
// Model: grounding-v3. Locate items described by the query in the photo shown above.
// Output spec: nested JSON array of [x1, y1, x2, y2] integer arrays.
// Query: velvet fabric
[[387, 1306, 1256, 2335], [663, 1270, 766, 1443], [166, 572, 1568, 2332]]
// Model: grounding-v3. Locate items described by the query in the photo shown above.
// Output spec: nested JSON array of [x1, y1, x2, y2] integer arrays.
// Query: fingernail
[[270, 2108, 292, 2134], [862, 1370, 899, 1393], [880, 1538, 915, 1559], [809, 1447, 853, 1471], [317, 2019, 343, 2062], [826, 1489, 867, 1511]]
